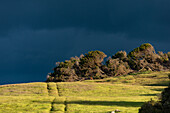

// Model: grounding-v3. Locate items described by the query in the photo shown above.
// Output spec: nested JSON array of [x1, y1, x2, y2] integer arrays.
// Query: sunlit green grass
[[0, 96, 54, 113], [0, 71, 169, 113], [66, 96, 156, 113], [51, 97, 65, 113], [0, 82, 48, 96], [47, 82, 59, 96], [84, 71, 170, 86], [57, 82, 165, 97]]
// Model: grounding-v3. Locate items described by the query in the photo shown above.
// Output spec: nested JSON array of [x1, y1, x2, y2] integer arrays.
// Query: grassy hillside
[[0, 71, 169, 113]]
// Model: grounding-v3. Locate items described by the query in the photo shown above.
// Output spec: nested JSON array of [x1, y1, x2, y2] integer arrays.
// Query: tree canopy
[[47, 43, 170, 82]]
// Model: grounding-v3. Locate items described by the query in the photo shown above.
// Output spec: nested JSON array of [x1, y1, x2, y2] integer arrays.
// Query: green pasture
[[0, 71, 169, 113]]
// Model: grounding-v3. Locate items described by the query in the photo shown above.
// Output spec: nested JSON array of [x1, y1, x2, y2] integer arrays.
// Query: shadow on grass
[[67, 101, 144, 107], [140, 94, 157, 96], [150, 88, 164, 92], [145, 81, 169, 86], [33, 100, 144, 107]]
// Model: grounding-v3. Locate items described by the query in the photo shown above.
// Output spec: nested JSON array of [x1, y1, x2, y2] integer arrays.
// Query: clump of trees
[[47, 50, 107, 82], [47, 43, 170, 82]]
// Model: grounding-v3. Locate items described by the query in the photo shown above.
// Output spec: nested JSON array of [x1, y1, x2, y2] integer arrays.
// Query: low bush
[[139, 99, 162, 113]]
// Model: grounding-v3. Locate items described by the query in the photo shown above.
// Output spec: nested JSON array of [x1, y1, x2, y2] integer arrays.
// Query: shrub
[[139, 99, 162, 113]]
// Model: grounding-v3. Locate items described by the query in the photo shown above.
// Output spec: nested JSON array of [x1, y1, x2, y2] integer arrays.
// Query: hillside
[[0, 71, 169, 113]]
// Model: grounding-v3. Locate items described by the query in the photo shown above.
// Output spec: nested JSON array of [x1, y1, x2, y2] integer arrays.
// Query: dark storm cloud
[[0, 0, 170, 84], [0, 0, 170, 41]]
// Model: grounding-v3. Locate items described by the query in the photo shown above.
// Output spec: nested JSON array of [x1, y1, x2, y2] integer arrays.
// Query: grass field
[[0, 71, 169, 113]]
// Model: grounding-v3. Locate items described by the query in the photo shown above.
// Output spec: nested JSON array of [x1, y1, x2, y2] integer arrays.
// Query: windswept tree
[[127, 43, 168, 71], [47, 56, 80, 82], [104, 51, 132, 76], [79, 50, 107, 68], [79, 50, 107, 79]]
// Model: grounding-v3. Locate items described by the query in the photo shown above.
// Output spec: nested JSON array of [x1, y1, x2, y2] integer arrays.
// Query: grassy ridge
[[0, 71, 169, 113], [0, 82, 48, 96]]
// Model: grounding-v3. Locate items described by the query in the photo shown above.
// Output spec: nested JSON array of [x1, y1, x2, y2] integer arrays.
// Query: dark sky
[[0, 0, 170, 85]]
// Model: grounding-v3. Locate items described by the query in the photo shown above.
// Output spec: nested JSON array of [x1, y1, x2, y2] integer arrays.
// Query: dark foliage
[[47, 43, 170, 82], [139, 99, 163, 113], [47, 50, 107, 82]]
